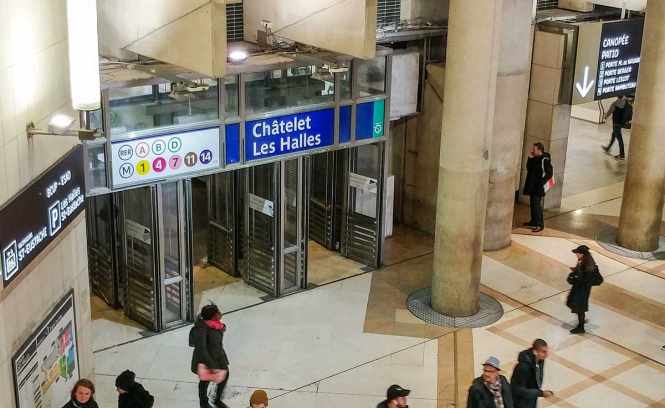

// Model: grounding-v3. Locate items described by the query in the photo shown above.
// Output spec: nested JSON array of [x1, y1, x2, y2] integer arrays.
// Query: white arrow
[[576, 66, 595, 98]]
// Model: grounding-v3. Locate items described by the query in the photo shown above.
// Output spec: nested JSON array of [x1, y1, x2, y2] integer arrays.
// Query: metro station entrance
[[88, 142, 385, 333]]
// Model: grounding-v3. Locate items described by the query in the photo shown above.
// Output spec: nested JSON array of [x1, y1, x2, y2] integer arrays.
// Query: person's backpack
[[591, 264, 604, 286], [622, 102, 633, 129]]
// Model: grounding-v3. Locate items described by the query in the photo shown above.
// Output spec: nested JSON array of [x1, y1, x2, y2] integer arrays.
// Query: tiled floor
[[92, 120, 665, 407]]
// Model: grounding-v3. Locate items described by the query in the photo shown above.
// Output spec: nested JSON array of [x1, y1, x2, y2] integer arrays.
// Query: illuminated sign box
[[0, 146, 85, 287], [572, 18, 644, 105]]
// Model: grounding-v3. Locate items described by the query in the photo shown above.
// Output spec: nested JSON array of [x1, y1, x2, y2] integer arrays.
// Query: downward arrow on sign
[[576, 66, 595, 98]]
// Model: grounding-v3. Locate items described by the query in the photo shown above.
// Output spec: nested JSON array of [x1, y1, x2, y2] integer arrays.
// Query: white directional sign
[[575, 66, 595, 98]]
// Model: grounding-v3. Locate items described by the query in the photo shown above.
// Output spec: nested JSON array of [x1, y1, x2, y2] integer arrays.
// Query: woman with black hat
[[189, 303, 230, 408], [566, 245, 602, 334], [115, 370, 155, 408]]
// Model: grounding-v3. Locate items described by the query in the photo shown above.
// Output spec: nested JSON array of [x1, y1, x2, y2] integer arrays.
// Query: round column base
[[597, 230, 665, 260], [407, 288, 504, 328]]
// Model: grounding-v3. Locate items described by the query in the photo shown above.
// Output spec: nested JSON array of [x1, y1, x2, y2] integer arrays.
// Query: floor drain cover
[[407, 288, 504, 328], [596, 230, 665, 260]]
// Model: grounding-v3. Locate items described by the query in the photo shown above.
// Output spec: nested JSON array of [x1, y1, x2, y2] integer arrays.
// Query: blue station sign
[[245, 108, 334, 161]]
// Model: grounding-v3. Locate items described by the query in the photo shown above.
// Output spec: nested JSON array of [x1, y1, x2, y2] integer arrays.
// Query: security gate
[[86, 195, 118, 306], [238, 159, 307, 297], [341, 143, 385, 268], [309, 152, 339, 250]]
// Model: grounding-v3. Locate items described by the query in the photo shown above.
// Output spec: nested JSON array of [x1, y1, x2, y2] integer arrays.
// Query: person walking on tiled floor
[[467, 356, 514, 408], [566, 245, 603, 334], [602, 95, 633, 160], [510, 339, 554, 408]]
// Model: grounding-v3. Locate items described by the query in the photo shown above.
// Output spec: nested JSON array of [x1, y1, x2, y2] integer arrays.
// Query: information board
[[1, 146, 85, 287], [12, 291, 79, 408], [595, 19, 643, 100], [245, 109, 334, 161], [111, 127, 221, 187]]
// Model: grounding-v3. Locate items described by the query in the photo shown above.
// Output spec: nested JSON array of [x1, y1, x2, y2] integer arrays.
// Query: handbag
[[542, 156, 555, 193], [591, 264, 604, 286], [197, 363, 228, 384]]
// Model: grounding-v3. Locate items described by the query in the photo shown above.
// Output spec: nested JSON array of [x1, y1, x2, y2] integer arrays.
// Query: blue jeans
[[608, 125, 625, 157]]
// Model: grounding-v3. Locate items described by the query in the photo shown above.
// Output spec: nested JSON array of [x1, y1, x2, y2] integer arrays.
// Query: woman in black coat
[[566, 245, 597, 334], [190, 304, 230, 408], [62, 379, 99, 408]]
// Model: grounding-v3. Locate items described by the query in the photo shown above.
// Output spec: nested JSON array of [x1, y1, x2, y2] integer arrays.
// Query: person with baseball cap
[[249, 389, 269, 408], [377, 384, 410, 408], [467, 356, 514, 408]]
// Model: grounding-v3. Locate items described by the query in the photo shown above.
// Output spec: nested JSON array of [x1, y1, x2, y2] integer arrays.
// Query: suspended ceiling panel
[[98, 0, 227, 77], [243, 0, 377, 59]]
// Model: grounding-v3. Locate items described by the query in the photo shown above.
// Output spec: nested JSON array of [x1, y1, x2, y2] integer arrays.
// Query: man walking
[[511, 339, 554, 408], [523, 143, 553, 233], [467, 356, 514, 408], [602, 95, 632, 160]]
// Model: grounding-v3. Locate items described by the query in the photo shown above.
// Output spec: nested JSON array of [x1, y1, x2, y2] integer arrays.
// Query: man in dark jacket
[[190, 304, 230, 408], [115, 370, 154, 408], [510, 339, 554, 408], [523, 142, 553, 233], [376, 384, 410, 408], [468, 356, 514, 408], [602, 95, 631, 160]]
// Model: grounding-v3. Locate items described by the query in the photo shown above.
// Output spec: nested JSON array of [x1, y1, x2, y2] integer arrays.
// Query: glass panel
[[84, 142, 107, 190], [339, 65, 352, 100], [283, 159, 299, 248], [224, 75, 239, 117], [163, 282, 183, 324], [245, 65, 335, 115], [357, 57, 386, 97], [161, 183, 181, 280], [109, 79, 219, 138]]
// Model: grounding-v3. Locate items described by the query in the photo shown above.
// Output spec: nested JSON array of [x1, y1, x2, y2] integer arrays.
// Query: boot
[[570, 325, 585, 334]]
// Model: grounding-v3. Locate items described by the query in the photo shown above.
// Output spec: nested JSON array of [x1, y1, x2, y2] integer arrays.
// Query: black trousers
[[198, 370, 229, 408], [608, 125, 625, 157], [529, 195, 544, 228]]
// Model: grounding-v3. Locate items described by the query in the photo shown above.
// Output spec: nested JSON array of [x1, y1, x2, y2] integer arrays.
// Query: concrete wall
[[0, 0, 94, 405], [521, 29, 570, 209], [98, 0, 227, 77], [243, 0, 377, 59], [400, 64, 444, 234]]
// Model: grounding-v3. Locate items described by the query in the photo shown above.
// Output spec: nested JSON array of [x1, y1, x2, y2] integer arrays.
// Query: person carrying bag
[[190, 304, 230, 408]]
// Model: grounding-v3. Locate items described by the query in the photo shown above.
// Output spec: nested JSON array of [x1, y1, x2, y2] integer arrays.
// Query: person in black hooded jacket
[[115, 370, 154, 408], [522, 142, 553, 233], [510, 339, 554, 408], [190, 304, 230, 408]]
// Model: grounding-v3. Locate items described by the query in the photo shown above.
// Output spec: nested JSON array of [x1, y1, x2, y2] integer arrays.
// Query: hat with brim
[[572, 245, 590, 254], [387, 384, 410, 400], [483, 356, 501, 371]]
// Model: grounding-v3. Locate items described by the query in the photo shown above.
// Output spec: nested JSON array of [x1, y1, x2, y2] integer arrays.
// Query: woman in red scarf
[[189, 304, 230, 408]]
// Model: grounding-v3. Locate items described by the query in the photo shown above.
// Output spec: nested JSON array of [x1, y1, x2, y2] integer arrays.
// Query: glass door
[[157, 181, 190, 328], [309, 152, 337, 250], [279, 158, 307, 294], [121, 186, 159, 331], [208, 172, 237, 276], [341, 143, 385, 268]]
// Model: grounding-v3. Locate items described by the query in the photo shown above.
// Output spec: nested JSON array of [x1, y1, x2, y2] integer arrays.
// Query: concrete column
[[617, 1, 665, 252], [431, 0, 502, 316], [484, 0, 533, 251]]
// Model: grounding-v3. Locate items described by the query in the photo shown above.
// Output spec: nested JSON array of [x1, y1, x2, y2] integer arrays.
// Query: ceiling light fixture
[[66, 0, 101, 111], [228, 50, 249, 64]]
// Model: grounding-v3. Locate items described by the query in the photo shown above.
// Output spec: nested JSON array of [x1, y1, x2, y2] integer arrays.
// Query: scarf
[[204, 319, 225, 331], [486, 379, 504, 408]]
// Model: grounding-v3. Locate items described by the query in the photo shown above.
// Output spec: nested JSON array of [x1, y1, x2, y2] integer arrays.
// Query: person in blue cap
[[467, 356, 514, 408]]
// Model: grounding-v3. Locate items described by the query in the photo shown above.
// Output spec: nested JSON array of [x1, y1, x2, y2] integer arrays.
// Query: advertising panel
[[244, 108, 334, 161], [110, 126, 221, 187], [0, 146, 85, 287], [12, 291, 79, 408]]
